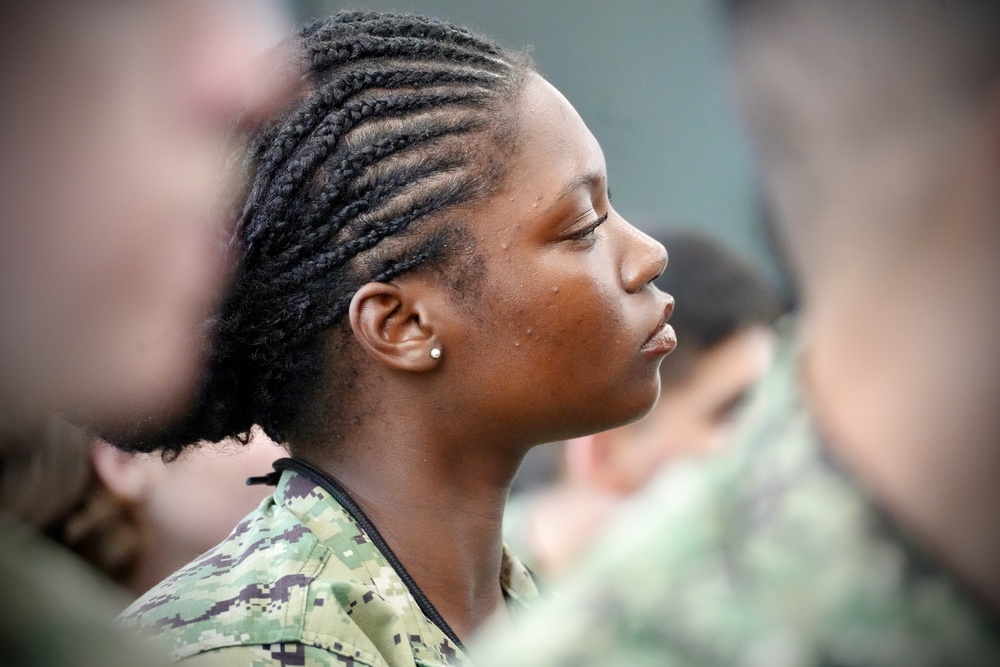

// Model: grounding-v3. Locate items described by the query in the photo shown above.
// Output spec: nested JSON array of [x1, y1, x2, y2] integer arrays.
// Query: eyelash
[[572, 212, 609, 240]]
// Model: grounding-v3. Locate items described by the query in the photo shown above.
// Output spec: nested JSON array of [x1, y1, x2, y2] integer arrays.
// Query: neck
[[296, 398, 525, 641], [801, 232, 1000, 612]]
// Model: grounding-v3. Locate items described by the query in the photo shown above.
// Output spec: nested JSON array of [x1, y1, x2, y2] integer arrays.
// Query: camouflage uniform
[[120, 465, 538, 667], [475, 332, 1000, 667]]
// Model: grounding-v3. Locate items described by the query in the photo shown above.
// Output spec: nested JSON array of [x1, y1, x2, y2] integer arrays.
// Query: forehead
[[516, 73, 605, 187], [482, 73, 606, 225]]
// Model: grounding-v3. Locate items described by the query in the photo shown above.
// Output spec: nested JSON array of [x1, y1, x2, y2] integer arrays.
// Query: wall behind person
[[290, 0, 768, 276]]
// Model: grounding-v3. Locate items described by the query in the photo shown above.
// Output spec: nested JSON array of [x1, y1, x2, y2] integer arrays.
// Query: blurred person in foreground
[[0, 0, 289, 428], [0, 1, 291, 665], [476, 1, 1000, 664], [504, 230, 783, 581]]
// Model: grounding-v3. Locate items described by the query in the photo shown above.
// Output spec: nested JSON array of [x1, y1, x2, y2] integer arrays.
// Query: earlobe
[[349, 281, 442, 372]]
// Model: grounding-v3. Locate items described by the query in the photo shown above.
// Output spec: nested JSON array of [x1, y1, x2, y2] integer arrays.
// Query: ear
[[348, 280, 442, 372], [90, 440, 152, 503]]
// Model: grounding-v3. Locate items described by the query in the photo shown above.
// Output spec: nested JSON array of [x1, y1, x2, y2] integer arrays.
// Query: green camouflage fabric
[[120, 469, 538, 667], [0, 516, 165, 667], [474, 331, 1000, 667]]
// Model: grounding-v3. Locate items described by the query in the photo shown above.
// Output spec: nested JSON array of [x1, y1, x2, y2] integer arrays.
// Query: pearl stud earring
[[430, 348, 442, 360]]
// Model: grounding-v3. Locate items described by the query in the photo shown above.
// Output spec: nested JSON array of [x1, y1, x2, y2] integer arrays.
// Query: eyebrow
[[543, 171, 606, 213]]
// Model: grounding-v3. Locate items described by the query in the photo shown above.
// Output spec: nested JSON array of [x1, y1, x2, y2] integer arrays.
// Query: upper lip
[[643, 294, 675, 346]]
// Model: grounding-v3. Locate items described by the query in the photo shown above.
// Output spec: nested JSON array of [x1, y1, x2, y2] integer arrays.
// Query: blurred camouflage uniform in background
[[474, 333, 1000, 667], [0, 519, 157, 667]]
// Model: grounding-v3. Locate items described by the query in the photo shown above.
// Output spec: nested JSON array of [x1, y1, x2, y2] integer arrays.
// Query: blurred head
[[89, 433, 284, 595], [0, 419, 283, 597], [115, 12, 673, 460], [566, 231, 783, 495], [0, 0, 291, 427], [723, 0, 1000, 299]]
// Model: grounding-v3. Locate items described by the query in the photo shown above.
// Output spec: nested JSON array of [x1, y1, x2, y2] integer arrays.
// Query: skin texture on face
[[0, 1, 289, 425], [430, 73, 674, 448]]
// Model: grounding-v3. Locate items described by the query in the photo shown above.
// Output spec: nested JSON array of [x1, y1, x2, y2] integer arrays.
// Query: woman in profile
[[118, 12, 675, 666]]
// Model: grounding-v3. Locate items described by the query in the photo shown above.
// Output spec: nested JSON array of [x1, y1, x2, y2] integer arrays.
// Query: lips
[[641, 295, 677, 356]]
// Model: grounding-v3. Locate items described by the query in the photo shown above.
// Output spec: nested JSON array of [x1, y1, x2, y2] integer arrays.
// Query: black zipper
[[269, 457, 466, 652]]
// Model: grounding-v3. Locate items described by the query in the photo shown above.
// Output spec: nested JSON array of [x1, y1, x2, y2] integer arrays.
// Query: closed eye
[[570, 212, 609, 241]]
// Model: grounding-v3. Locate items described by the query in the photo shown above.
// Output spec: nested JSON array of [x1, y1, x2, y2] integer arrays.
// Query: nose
[[619, 221, 667, 294]]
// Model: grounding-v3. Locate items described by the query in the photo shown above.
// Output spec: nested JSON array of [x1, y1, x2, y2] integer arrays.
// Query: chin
[[617, 374, 663, 425], [572, 378, 662, 436]]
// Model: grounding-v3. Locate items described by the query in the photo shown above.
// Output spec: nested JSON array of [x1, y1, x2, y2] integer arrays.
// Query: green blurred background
[[282, 1, 775, 283]]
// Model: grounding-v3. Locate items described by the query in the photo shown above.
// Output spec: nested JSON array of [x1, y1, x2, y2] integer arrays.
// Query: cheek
[[494, 289, 622, 403], [532, 276, 626, 360], [464, 245, 659, 436], [0, 15, 233, 416], [512, 279, 652, 423]]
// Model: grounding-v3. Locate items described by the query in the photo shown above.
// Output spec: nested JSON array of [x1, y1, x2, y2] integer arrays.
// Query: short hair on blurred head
[[721, 0, 1000, 280], [654, 229, 783, 381]]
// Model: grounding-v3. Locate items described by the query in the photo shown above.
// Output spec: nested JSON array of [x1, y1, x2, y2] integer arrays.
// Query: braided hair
[[120, 12, 532, 457]]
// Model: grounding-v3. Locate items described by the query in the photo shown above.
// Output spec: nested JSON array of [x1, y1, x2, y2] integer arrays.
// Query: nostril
[[663, 293, 675, 319]]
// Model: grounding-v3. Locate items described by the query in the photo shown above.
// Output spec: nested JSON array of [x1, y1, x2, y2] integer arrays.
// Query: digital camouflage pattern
[[120, 469, 538, 667], [475, 333, 1000, 667]]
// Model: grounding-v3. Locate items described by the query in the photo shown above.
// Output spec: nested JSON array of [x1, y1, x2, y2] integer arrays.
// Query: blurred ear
[[90, 440, 151, 503], [349, 280, 442, 372], [565, 430, 645, 497]]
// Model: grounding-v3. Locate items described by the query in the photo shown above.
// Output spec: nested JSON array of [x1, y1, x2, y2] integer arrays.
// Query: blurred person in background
[[2, 425, 283, 600], [504, 229, 783, 581], [476, 0, 1000, 664], [87, 432, 285, 598], [0, 1, 291, 665]]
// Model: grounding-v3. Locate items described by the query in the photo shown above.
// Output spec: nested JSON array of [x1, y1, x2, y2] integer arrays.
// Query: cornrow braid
[[247, 88, 492, 252], [114, 12, 532, 457], [252, 67, 497, 205]]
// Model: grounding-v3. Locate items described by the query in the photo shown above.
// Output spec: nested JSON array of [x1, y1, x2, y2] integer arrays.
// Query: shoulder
[[0, 519, 166, 667], [120, 499, 384, 665], [120, 480, 468, 667]]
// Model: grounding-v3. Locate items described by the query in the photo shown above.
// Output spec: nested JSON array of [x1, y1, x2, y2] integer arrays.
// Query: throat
[[286, 448, 516, 643]]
